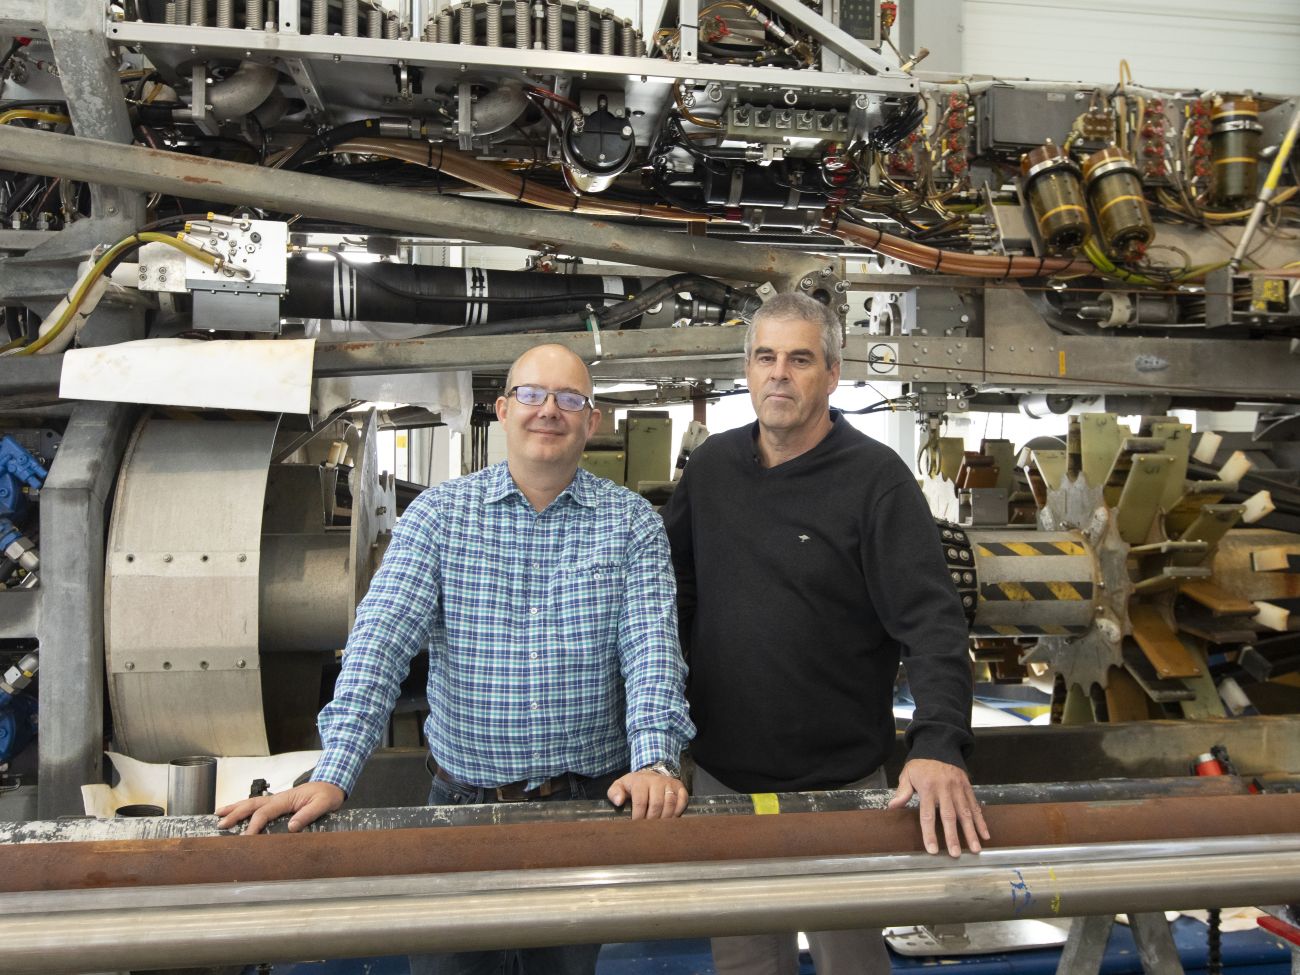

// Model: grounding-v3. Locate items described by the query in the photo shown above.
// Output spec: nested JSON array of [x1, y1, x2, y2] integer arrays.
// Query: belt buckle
[[494, 782, 531, 803]]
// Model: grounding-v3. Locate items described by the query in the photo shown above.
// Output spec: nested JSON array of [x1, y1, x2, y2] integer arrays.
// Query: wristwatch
[[640, 760, 681, 779]]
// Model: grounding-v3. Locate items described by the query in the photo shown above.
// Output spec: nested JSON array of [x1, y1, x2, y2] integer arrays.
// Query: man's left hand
[[608, 770, 689, 820], [887, 758, 990, 857]]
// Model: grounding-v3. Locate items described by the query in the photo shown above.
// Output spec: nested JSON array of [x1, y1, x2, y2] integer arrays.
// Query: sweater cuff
[[903, 723, 971, 774], [629, 729, 680, 772]]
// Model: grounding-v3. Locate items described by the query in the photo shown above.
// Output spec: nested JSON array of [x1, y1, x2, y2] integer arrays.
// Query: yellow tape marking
[[1046, 581, 1085, 600], [1004, 541, 1043, 557], [1097, 194, 1147, 218], [996, 582, 1035, 601], [1058, 351, 1067, 376], [1053, 541, 1086, 556], [751, 793, 780, 815], [1036, 203, 1087, 225], [1048, 866, 1062, 914]]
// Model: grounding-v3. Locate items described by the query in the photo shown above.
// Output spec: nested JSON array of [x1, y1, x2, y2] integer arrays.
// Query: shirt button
[[529, 607, 539, 616], [529, 652, 538, 660], [530, 702, 539, 710]]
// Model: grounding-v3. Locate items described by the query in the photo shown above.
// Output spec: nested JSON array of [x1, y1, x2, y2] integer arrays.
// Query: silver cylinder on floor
[[166, 756, 217, 815]]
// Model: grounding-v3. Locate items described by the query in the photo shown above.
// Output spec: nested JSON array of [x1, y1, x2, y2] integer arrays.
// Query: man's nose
[[769, 355, 792, 380], [535, 392, 562, 417]]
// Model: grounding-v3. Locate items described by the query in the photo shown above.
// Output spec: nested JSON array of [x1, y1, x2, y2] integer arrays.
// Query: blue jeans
[[407, 766, 623, 975]]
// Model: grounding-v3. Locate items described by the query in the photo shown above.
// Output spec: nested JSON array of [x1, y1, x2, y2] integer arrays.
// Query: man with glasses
[[219, 343, 694, 975], [661, 293, 986, 975]]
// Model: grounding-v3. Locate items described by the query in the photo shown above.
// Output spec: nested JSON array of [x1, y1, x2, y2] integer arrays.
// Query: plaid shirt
[[312, 461, 694, 794]]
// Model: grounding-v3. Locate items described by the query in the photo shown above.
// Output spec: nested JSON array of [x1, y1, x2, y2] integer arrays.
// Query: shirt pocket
[[551, 560, 625, 650]]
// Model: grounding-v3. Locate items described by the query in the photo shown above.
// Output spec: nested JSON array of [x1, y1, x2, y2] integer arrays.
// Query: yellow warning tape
[[751, 793, 780, 815]]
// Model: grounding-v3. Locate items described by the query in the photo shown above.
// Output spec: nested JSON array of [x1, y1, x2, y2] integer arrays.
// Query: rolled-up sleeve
[[618, 505, 696, 771], [312, 497, 443, 794]]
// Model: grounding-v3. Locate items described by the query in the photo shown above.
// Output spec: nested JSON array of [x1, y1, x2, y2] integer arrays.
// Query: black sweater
[[661, 413, 973, 792]]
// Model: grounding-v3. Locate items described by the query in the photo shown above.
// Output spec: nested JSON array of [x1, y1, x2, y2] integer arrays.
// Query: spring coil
[[384, 12, 400, 38], [190, 0, 207, 26], [245, 0, 264, 28], [459, 3, 476, 44], [215, 0, 233, 27], [514, 0, 530, 47], [599, 13, 614, 55], [574, 0, 590, 53], [368, 5, 383, 36], [341, 0, 358, 35], [164, 0, 177, 24], [544, 0, 561, 51], [436, 9, 452, 41], [620, 20, 633, 55], [485, 0, 502, 46], [310, 0, 327, 33]]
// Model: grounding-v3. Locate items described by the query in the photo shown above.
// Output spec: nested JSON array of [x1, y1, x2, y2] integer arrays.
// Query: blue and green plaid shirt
[[312, 461, 694, 794]]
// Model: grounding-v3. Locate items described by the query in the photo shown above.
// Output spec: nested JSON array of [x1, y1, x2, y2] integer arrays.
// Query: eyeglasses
[[507, 384, 593, 412]]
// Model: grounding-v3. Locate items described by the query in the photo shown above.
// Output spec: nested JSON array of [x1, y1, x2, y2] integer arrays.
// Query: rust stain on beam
[[2, 793, 1299, 894]]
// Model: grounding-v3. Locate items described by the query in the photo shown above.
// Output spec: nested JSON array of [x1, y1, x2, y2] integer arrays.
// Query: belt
[[429, 757, 572, 803]]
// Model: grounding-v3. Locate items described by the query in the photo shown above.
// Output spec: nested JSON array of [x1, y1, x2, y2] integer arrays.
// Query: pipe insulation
[[285, 257, 641, 326]]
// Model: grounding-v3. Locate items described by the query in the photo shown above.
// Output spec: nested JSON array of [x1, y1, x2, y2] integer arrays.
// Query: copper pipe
[[335, 137, 712, 222], [3, 792, 1299, 894]]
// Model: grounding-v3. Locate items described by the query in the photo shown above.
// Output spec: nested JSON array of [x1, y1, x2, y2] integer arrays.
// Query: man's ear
[[826, 360, 841, 394], [495, 395, 509, 423], [586, 407, 603, 439]]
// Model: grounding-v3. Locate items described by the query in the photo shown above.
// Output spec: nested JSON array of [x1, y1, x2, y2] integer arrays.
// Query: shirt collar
[[485, 461, 597, 509]]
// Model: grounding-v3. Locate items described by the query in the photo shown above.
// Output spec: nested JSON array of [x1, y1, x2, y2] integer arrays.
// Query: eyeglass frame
[[506, 384, 594, 413]]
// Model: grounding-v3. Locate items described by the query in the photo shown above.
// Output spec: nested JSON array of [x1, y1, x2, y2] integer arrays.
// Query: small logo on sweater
[[798, 534, 810, 543]]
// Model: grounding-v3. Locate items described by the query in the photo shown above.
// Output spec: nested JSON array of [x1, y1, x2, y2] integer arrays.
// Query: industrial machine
[[1, 0, 1299, 968]]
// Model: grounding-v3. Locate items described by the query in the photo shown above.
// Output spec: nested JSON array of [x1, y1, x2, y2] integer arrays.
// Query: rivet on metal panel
[[237, 660, 247, 669]]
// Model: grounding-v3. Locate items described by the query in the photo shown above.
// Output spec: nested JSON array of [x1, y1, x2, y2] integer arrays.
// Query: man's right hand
[[216, 781, 345, 835]]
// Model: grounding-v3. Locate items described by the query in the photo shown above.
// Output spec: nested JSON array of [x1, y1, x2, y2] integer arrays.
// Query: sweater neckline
[[748, 411, 846, 473]]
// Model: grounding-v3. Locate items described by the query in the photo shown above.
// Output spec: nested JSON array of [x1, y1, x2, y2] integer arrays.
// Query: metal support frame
[[0, 127, 832, 290], [1057, 913, 1186, 975], [104, 21, 919, 95], [36, 402, 138, 818]]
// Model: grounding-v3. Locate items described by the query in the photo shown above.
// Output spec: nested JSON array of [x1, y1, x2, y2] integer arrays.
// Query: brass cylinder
[[1082, 146, 1153, 260], [1020, 142, 1089, 255], [1210, 96, 1262, 207]]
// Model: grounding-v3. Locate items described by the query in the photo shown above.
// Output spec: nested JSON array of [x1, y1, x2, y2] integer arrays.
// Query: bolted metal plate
[[106, 417, 279, 761]]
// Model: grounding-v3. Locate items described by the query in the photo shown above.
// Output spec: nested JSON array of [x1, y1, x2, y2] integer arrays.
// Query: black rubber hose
[[284, 256, 639, 326]]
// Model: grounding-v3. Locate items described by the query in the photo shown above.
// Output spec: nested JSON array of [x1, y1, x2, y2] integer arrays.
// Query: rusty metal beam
[[4, 793, 1299, 894]]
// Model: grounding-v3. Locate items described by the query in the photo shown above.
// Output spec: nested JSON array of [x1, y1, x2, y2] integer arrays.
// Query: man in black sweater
[[661, 292, 988, 975]]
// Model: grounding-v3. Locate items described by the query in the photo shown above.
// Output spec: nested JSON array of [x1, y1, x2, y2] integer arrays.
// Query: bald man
[[220, 344, 694, 975]]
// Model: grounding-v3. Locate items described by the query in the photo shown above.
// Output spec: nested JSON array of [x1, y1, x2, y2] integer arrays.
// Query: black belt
[[428, 757, 573, 803]]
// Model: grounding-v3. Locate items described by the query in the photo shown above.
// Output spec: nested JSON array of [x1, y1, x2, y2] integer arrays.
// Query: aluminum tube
[[8, 835, 1299, 914], [0, 127, 821, 287], [7, 847, 1300, 974]]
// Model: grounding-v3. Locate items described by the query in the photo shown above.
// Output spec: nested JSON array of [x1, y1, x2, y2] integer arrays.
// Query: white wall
[[959, 0, 1300, 92]]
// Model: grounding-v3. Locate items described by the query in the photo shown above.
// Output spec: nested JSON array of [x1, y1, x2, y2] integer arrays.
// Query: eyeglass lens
[[512, 385, 589, 412]]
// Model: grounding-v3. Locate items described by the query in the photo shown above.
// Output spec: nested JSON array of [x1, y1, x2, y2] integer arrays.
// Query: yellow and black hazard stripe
[[975, 540, 1086, 558], [979, 580, 1094, 602]]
